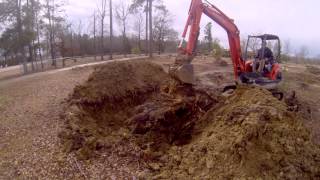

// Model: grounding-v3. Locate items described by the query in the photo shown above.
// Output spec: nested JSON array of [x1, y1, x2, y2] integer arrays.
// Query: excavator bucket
[[169, 64, 195, 84], [169, 55, 195, 84]]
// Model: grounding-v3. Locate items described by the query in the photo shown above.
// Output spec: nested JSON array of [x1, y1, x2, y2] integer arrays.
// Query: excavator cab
[[170, 0, 283, 98], [243, 34, 281, 62], [240, 34, 282, 90]]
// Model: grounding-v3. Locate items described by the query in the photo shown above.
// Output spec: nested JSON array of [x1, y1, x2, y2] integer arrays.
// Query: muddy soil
[[59, 60, 320, 179]]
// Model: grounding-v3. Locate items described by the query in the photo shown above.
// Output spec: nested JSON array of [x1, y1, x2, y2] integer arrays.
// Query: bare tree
[[17, 0, 28, 73], [68, 23, 75, 61], [240, 36, 247, 54], [109, 0, 113, 60], [145, 0, 149, 55], [44, 0, 57, 67], [133, 12, 144, 52], [204, 22, 213, 51], [129, 0, 148, 54], [148, 0, 153, 57], [297, 45, 309, 61], [115, 0, 131, 56], [77, 20, 83, 56], [0, 0, 28, 72], [153, 5, 174, 54], [97, 0, 107, 60], [35, 1, 44, 70], [283, 39, 291, 56], [26, 0, 36, 71], [93, 11, 97, 60]]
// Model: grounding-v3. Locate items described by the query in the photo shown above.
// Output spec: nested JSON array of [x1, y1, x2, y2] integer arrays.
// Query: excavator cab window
[[244, 34, 281, 62], [243, 37, 263, 59]]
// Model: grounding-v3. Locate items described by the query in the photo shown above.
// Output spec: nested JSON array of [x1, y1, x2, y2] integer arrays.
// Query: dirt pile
[[150, 87, 320, 179], [59, 60, 320, 179], [59, 60, 219, 160]]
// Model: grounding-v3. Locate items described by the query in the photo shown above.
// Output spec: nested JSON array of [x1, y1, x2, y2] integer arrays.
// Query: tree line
[[0, 0, 179, 72]]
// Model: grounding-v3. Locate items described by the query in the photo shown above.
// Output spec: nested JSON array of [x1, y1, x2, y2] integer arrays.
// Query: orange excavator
[[170, 0, 283, 98]]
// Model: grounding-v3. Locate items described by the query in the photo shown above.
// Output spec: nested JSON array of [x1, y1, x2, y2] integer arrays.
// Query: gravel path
[[0, 67, 92, 179], [0, 66, 143, 179]]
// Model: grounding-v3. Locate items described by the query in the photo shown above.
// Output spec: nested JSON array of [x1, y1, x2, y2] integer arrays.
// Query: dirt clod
[[60, 60, 320, 179]]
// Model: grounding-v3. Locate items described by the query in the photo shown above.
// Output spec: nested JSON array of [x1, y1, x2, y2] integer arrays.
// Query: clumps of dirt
[[306, 65, 320, 75], [148, 87, 320, 179], [59, 60, 219, 160], [59, 60, 320, 179]]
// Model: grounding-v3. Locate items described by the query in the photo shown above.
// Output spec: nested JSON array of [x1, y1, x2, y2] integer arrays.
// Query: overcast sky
[[65, 0, 320, 57]]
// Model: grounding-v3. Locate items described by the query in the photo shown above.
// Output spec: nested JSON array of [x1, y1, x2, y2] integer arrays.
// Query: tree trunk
[[77, 21, 83, 57], [101, 16, 104, 61], [35, 0, 43, 70], [158, 37, 161, 55], [4, 55, 7, 67], [109, 0, 113, 60], [145, 0, 149, 56], [17, 0, 28, 74], [47, 0, 56, 67], [138, 23, 141, 54], [52, 0, 56, 65], [148, 0, 153, 57], [26, 0, 35, 72], [93, 12, 97, 61], [11, 54, 15, 66], [36, 21, 43, 70], [99, 0, 107, 61], [33, 40, 39, 71], [71, 31, 75, 62], [123, 23, 127, 57]]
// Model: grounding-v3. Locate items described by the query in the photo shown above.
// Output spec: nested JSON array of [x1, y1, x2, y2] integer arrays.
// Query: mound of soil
[[59, 60, 219, 160], [59, 60, 320, 179], [150, 87, 320, 179]]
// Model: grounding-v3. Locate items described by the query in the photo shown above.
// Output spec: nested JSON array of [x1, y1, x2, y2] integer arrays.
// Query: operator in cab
[[254, 41, 274, 74]]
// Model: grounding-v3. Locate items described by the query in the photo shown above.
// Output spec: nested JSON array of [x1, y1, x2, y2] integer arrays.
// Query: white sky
[[65, 0, 320, 57]]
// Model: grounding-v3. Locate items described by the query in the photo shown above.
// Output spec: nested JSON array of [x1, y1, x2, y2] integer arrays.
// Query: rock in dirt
[[59, 60, 320, 179]]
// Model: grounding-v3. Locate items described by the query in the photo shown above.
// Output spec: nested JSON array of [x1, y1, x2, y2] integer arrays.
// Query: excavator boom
[[176, 0, 245, 81]]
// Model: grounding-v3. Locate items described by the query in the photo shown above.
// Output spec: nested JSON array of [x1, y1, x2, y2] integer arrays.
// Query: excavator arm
[[174, 0, 246, 82]]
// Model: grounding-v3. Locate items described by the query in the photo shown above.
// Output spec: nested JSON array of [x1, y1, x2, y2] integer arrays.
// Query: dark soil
[[149, 87, 320, 179], [59, 60, 219, 159], [59, 60, 320, 179]]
